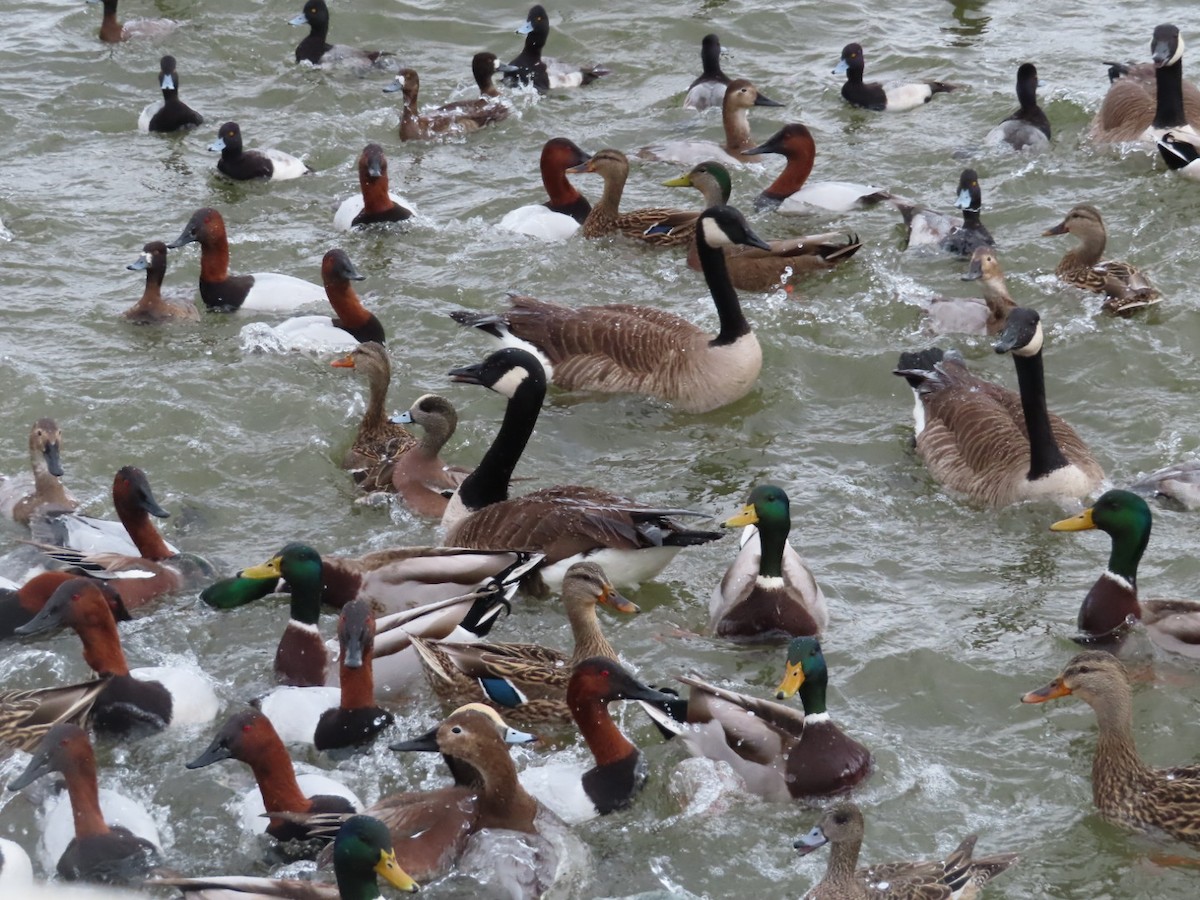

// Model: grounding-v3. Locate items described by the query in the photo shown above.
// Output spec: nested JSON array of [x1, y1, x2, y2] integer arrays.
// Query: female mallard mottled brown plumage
[[331, 342, 417, 491], [567, 148, 700, 246], [795, 802, 1017, 899], [0, 678, 109, 752], [1022, 650, 1200, 843], [1043, 204, 1160, 315], [384, 67, 508, 141]]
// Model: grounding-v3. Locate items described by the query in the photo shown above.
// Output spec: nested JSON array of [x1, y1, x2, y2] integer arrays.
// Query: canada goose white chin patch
[[1012, 321, 1044, 357], [1170, 34, 1186, 67], [492, 364, 531, 398], [701, 216, 733, 247]]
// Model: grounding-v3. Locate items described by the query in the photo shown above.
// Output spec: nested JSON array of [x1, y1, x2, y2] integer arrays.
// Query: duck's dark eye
[[450, 725, 464, 734]]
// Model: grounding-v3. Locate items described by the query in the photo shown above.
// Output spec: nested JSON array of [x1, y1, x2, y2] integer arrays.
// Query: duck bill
[[447, 361, 487, 385], [376, 850, 419, 893], [774, 661, 806, 700], [723, 504, 759, 528], [962, 255, 984, 282], [9, 743, 56, 791], [330, 353, 357, 369], [14, 585, 69, 636], [599, 586, 639, 614], [621, 679, 685, 705], [342, 628, 367, 669], [516, 20, 533, 35], [1041, 220, 1068, 237], [741, 224, 772, 252], [127, 254, 150, 272], [160, 73, 175, 91], [240, 556, 284, 580], [566, 158, 596, 175], [501, 724, 537, 744], [382, 78, 404, 94], [1050, 508, 1096, 532], [389, 410, 414, 425], [288, 13, 308, 26], [662, 174, 694, 188], [793, 825, 829, 856], [43, 442, 64, 478], [832, 58, 849, 75], [389, 727, 440, 753], [186, 737, 232, 769], [207, 137, 226, 153], [141, 489, 171, 519], [1021, 677, 1072, 704], [753, 93, 784, 108], [955, 188, 973, 209]]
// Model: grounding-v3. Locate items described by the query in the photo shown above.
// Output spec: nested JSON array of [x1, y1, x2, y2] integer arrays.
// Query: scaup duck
[[0, 675, 110, 751], [894, 308, 1103, 506], [450, 205, 767, 413], [166, 207, 326, 312], [1042, 204, 1160, 314], [1157, 130, 1200, 177], [333, 143, 413, 231], [290, 0, 395, 73], [986, 62, 1050, 151], [497, 137, 592, 241], [748, 124, 890, 213], [208, 121, 312, 181], [138, 56, 203, 134], [566, 148, 699, 246], [389, 394, 470, 518], [124, 241, 199, 323], [505, 4, 610, 92], [888, 168, 995, 256], [438, 52, 509, 114], [684, 33, 732, 110], [1091, 24, 1200, 144], [1130, 459, 1200, 509], [0, 572, 127, 643], [0, 417, 77, 526], [330, 342, 417, 491], [639, 78, 784, 166], [383, 68, 509, 141], [926, 246, 1016, 336], [834, 42, 958, 111], [89, 0, 176, 44], [795, 803, 1017, 899]]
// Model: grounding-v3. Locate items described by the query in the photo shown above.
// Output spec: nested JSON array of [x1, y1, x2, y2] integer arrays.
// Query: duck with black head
[[208, 121, 312, 181], [986, 62, 1050, 151], [504, 4, 610, 91], [834, 42, 958, 111], [138, 56, 203, 134], [290, 0, 396, 72], [684, 33, 732, 110], [887, 168, 995, 257], [439, 52, 510, 114], [335, 144, 414, 231], [1092, 23, 1200, 144], [89, 0, 176, 44], [124, 242, 198, 323]]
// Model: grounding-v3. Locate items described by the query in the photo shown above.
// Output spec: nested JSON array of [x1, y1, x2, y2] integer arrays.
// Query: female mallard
[[331, 342, 417, 491], [389, 393, 469, 518], [986, 62, 1051, 151], [663, 162, 861, 292], [0, 677, 110, 752], [894, 307, 1103, 507], [384, 67, 508, 141], [1022, 650, 1200, 842], [795, 802, 1017, 899], [834, 42, 957, 111], [639, 79, 784, 166], [0, 417, 78, 525], [449, 205, 767, 413], [1043, 204, 1160, 314], [1090, 24, 1200, 144], [567, 148, 700, 246], [710, 484, 827, 639], [926, 246, 1017, 336], [1050, 489, 1200, 655]]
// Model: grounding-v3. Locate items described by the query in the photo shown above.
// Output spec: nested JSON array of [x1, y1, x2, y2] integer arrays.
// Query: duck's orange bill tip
[[1050, 508, 1095, 532], [775, 661, 805, 699], [331, 354, 356, 368], [376, 849, 420, 892], [603, 588, 640, 614], [1021, 678, 1072, 704], [723, 505, 758, 529]]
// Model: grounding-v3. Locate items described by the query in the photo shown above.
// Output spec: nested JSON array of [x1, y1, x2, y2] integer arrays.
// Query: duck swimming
[[926, 246, 1016, 336], [1043, 204, 1160, 315], [684, 33, 732, 111], [384, 68, 509, 141], [389, 393, 470, 518], [90, 0, 176, 44], [986, 62, 1050, 151], [334, 143, 413, 230], [208, 121, 312, 181], [498, 137, 592, 241], [504, 4, 610, 92], [639, 79, 785, 166], [291, 0, 395, 72], [568, 148, 700, 246], [124, 241, 199, 323], [331, 342, 417, 491], [888, 168, 994, 256], [138, 56, 204, 134], [748, 124, 891, 214], [1090, 24, 1200, 144], [834, 42, 958, 111], [0, 417, 77, 526], [0, 571, 126, 643]]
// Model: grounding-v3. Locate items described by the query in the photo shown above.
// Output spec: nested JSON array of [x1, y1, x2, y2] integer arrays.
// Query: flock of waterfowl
[[4, 2, 1200, 898]]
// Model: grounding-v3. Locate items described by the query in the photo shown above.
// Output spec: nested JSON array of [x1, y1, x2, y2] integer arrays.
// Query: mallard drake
[[894, 307, 1103, 506], [1090, 24, 1200, 144], [1130, 459, 1200, 509], [331, 342, 417, 491], [748, 124, 891, 214], [0, 676, 109, 752], [834, 42, 958, 111], [16, 578, 219, 733], [450, 205, 767, 413], [409, 561, 637, 726], [187, 708, 360, 842], [1157, 130, 1200, 178], [389, 394, 469, 518], [684, 33, 732, 111], [151, 815, 418, 898], [986, 63, 1051, 151], [795, 802, 1017, 899], [926, 246, 1017, 336], [208, 121, 312, 181], [1, 571, 128, 642], [1043, 204, 1160, 315], [710, 485, 827, 639], [498, 137, 593, 241], [290, 0, 394, 72], [435, 348, 723, 588], [1022, 650, 1200, 842], [504, 4, 610, 92], [124, 241, 199, 323], [0, 417, 77, 525], [639, 79, 784, 166], [1050, 489, 1200, 655], [138, 55, 204, 134], [334, 143, 413, 231], [8, 723, 162, 883], [384, 68, 508, 141], [888, 169, 995, 257], [663, 162, 861, 292]]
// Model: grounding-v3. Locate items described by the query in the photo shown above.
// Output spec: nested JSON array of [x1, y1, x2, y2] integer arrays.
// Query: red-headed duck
[[89, 0, 177, 44], [138, 56, 204, 134], [187, 708, 360, 842], [748, 123, 890, 214], [639, 79, 784, 166], [505, 5, 610, 92], [208, 121, 312, 181], [389, 394, 469, 518], [7, 723, 161, 883], [290, 0, 395, 73], [0, 675, 110, 751], [383, 68, 509, 141], [165, 207, 326, 312], [333, 143, 413, 231], [0, 418, 78, 526], [834, 42, 958, 111], [330, 343, 417, 491], [684, 33, 732, 111], [124, 241, 199, 323], [497, 137, 592, 241], [0, 570, 128, 642]]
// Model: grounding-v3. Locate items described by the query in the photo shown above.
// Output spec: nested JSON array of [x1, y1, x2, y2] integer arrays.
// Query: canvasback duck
[[0, 675, 110, 751], [1158, 130, 1200, 177], [124, 241, 199, 323], [331, 343, 417, 491], [433, 348, 724, 588], [0, 571, 127, 642], [333, 143, 413, 231], [150, 815, 418, 898], [138, 56, 203, 134], [986, 62, 1050, 151], [505, 5, 610, 92], [0, 417, 78, 526], [389, 394, 469, 518], [926, 246, 1016, 336], [208, 121, 312, 181], [639, 79, 785, 166], [1042, 204, 1161, 314], [566, 148, 699, 246], [8, 723, 162, 884], [0, 837, 33, 890], [89, 0, 176, 44], [16, 578, 219, 733], [166, 207, 326, 312], [684, 33, 732, 111], [834, 42, 958, 111], [498, 137, 592, 241], [1091, 24, 1200, 144], [290, 0, 395, 72], [888, 168, 995, 256], [383, 68, 509, 141], [187, 708, 361, 842], [749, 123, 891, 213]]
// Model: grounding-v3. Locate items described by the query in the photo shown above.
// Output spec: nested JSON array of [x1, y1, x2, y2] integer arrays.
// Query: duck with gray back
[[986, 63, 1050, 151]]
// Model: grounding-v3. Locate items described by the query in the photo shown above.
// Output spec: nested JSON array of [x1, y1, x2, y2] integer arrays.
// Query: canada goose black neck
[[1152, 25, 1187, 129], [999, 317, 1072, 480], [696, 209, 752, 347]]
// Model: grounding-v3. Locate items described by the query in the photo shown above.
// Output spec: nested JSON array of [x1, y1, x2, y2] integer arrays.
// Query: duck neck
[[140, 262, 165, 309], [335, 869, 383, 900], [961, 205, 982, 228], [64, 751, 111, 841], [457, 380, 542, 511], [1011, 350, 1070, 479], [571, 696, 637, 767], [338, 652, 376, 710], [1153, 58, 1186, 129], [359, 171, 396, 216], [31, 461, 72, 508], [117, 507, 174, 561], [76, 615, 131, 678], [722, 106, 754, 152], [99, 2, 122, 43], [1091, 692, 1152, 804], [475, 754, 538, 833], [798, 665, 829, 717], [362, 366, 390, 435], [565, 602, 617, 665], [1065, 230, 1106, 268], [247, 740, 312, 813], [761, 148, 814, 202], [1017, 79, 1039, 114], [824, 835, 861, 886], [543, 166, 585, 213], [326, 282, 371, 331], [198, 232, 230, 283], [594, 168, 627, 219], [697, 236, 752, 346], [756, 519, 788, 579]]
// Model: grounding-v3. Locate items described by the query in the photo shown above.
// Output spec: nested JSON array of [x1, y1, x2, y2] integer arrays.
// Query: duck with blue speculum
[[209, 121, 312, 181], [138, 56, 203, 134], [887, 168, 995, 257], [498, 137, 593, 241], [684, 33, 732, 111], [986, 62, 1050, 151], [748, 124, 892, 214], [834, 42, 959, 111], [1042, 204, 1160, 315], [334, 143, 413, 231], [124, 241, 199, 323], [0, 418, 77, 526], [504, 4, 610, 92], [290, 0, 396, 73]]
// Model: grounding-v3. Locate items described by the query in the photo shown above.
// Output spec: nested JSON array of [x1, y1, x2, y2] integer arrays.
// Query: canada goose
[[894, 307, 1103, 506], [684, 33, 732, 111], [383, 68, 508, 141], [1042, 204, 1160, 315], [638, 79, 785, 166], [926, 246, 1016, 336], [986, 63, 1051, 151], [888, 169, 994, 257], [1091, 24, 1200, 143], [449, 205, 768, 413], [834, 42, 958, 112], [330, 342, 417, 490], [439, 346, 723, 589], [566, 148, 700, 246]]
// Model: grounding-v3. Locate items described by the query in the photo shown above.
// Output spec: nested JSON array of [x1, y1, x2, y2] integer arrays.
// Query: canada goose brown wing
[[1091, 78, 1156, 141]]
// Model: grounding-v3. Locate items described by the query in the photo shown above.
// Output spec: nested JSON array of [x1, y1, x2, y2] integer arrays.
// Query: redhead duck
[[138, 56, 203, 134], [986, 63, 1050, 151], [1091, 24, 1200, 144], [926, 246, 1016, 336], [888, 168, 995, 256], [383, 68, 509, 141], [187, 708, 361, 842], [208, 121, 312, 181], [8, 723, 161, 883], [834, 42, 958, 111], [290, 0, 394, 72], [505, 5, 610, 92], [498, 137, 592, 241], [0, 837, 33, 890], [89, 0, 176, 44], [566, 149, 700, 246], [684, 33, 732, 111], [748, 124, 891, 214], [0, 417, 78, 526], [639, 79, 785, 166], [389, 394, 469, 518], [166, 207, 326, 312], [1, 570, 127, 642], [333, 143, 413, 231], [16, 578, 219, 733], [0, 675, 110, 751], [331, 342, 417, 491], [150, 815, 418, 898], [124, 241, 199, 323]]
